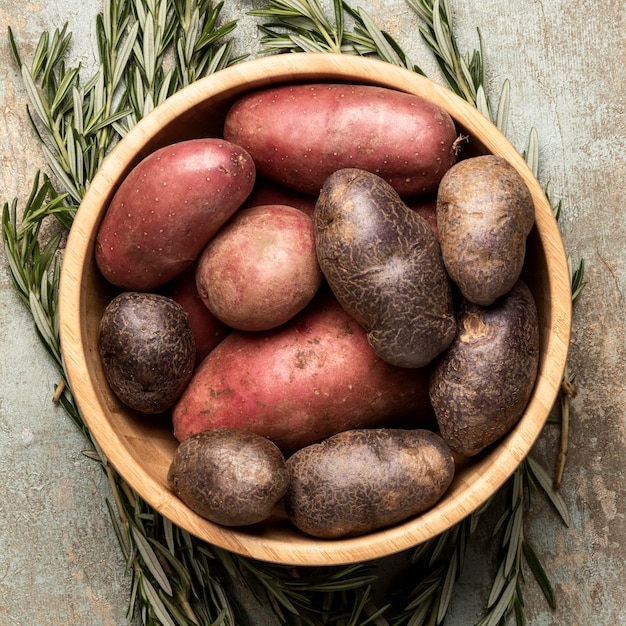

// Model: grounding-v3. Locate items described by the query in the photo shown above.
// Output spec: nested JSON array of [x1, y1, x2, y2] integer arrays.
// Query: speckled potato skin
[[172, 291, 435, 452], [167, 428, 289, 526], [285, 428, 455, 538], [436, 155, 535, 306], [95, 138, 256, 291], [315, 168, 456, 368], [223, 83, 458, 197], [98, 292, 195, 414], [195, 204, 323, 331], [429, 280, 540, 456]]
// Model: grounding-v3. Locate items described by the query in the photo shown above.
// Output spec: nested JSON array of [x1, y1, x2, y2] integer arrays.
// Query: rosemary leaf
[[479, 575, 518, 626], [131, 525, 174, 596], [495, 79, 511, 135], [139, 574, 178, 626], [525, 455, 571, 526], [524, 127, 540, 177], [504, 505, 524, 577], [522, 540, 556, 610], [437, 547, 458, 622]]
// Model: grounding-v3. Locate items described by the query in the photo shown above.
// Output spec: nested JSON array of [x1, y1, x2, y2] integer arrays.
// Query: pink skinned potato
[[245, 177, 317, 216], [159, 264, 230, 366], [195, 204, 323, 331], [223, 83, 458, 197], [172, 290, 435, 452], [95, 138, 256, 291]]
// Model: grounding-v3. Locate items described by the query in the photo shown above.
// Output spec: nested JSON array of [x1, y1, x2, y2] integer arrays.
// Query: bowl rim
[[58, 52, 572, 566]]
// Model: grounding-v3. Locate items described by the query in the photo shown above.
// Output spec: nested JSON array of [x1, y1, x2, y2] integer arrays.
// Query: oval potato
[[224, 83, 458, 196], [429, 280, 540, 456], [315, 168, 455, 368], [285, 428, 455, 538], [436, 155, 535, 305], [95, 138, 256, 291], [172, 291, 435, 452], [195, 204, 322, 331], [168, 428, 289, 526], [98, 292, 195, 414]]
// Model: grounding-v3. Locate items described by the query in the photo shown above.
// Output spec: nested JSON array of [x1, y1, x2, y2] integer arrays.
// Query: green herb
[[3, 0, 584, 624]]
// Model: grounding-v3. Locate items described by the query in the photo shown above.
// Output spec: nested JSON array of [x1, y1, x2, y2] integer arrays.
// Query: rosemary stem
[[176, 588, 201, 625], [52, 378, 65, 403], [553, 365, 575, 489]]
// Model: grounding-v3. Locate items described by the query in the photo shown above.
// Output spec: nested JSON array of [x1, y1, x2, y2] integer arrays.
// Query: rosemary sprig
[[3, 0, 584, 624]]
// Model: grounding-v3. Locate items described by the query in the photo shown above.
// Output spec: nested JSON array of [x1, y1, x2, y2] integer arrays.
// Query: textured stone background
[[1, 1, 624, 624]]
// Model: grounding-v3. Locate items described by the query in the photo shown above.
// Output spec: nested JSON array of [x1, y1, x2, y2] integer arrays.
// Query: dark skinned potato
[[168, 428, 289, 526], [98, 292, 195, 414], [314, 168, 455, 368], [436, 155, 535, 305], [285, 428, 455, 538], [429, 279, 540, 456]]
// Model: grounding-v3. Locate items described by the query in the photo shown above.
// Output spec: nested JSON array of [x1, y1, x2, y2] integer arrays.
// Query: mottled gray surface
[[1, 0, 624, 624]]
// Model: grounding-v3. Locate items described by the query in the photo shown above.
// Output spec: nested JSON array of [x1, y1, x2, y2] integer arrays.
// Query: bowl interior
[[59, 53, 572, 566]]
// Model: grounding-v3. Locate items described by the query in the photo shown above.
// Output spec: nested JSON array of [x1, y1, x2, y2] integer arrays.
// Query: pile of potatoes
[[95, 82, 539, 539]]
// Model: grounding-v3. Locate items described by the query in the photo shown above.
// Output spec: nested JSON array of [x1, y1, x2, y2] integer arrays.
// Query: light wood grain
[[58, 53, 571, 566]]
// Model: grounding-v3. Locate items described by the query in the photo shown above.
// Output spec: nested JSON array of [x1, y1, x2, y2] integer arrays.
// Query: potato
[[98, 292, 195, 414], [168, 428, 289, 526], [406, 192, 438, 237], [195, 204, 323, 331], [172, 291, 435, 452], [245, 177, 317, 216], [95, 138, 256, 291], [429, 280, 540, 456], [285, 428, 455, 538], [314, 168, 455, 368], [436, 155, 535, 305], [223, 83, 458, 197], [160, 264, 230, 365]]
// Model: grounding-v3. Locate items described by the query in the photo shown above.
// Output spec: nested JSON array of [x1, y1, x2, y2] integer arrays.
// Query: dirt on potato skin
[[285, 428, 455, 538], [167, 428, 290, 527], [429, 279, 540, 457], [315, 168, 455, 368], [98, 291, 196, 414]]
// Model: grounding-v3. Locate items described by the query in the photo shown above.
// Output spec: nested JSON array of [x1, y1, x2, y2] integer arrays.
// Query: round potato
[[195, 205, 323, 331], [285, 428, 455, 538], [315, 168, 455, 368], [168, 428, 289, 526], [429, 279, 540, 456], [98, 292, 195, 413], [436, 155, 535, 305]]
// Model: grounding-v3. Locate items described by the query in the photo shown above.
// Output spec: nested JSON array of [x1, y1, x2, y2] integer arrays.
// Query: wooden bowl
[[59, 53, 571, 566]]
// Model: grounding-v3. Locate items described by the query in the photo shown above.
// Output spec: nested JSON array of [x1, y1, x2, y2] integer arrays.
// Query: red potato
[[172, 291, 435, 452], [245, 177, 317, 216], [406, 193, 438, 237], [160, 264, 230, 365], [195, 205, 323, 331], [223, 83, 458, 197], [95, 138, 256, 291]]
